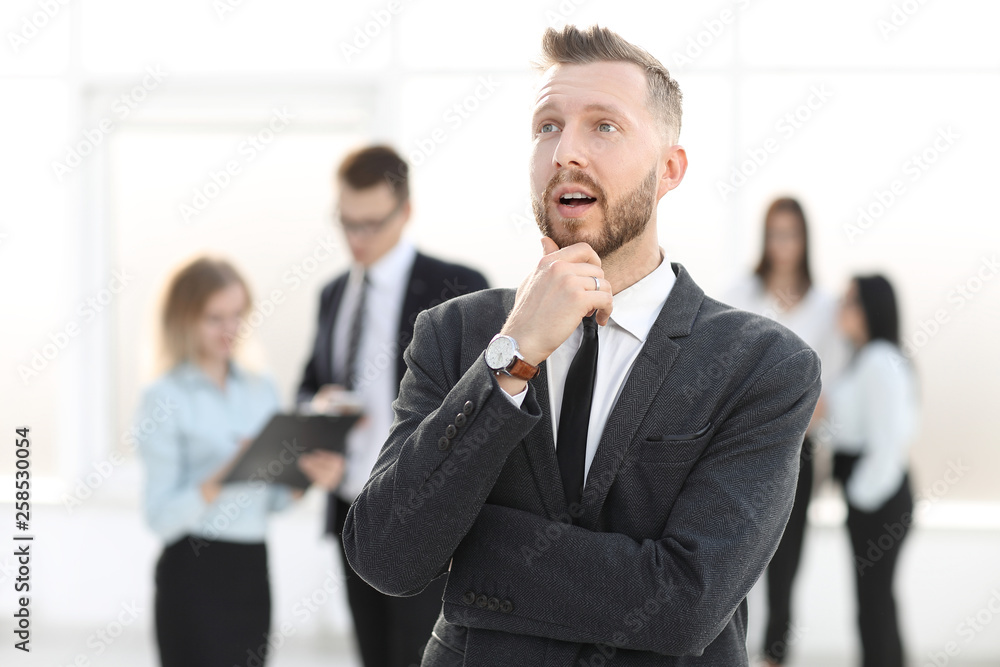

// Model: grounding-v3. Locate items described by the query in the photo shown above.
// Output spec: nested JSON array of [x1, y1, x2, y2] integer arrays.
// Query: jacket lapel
[[498, 289, 568, 520], [577, 263, 705, 530], [319, 274, 349, 386], [521, 359, 570, 520], [396, 253, 430, 388]]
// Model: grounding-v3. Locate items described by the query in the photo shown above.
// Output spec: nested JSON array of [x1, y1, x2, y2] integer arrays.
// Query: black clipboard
[[222, 412, 361, 489]]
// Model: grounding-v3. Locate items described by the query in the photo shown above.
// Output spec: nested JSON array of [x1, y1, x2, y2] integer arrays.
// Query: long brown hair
[[158, 256, 252, 370], [753, 196, 812, 292]]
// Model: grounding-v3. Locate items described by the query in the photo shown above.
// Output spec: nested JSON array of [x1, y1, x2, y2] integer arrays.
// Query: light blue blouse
[[134, 360, 295, 545]]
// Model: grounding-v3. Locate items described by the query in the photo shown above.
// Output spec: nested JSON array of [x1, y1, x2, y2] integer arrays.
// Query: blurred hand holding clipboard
[[222, 409, 361, 490]]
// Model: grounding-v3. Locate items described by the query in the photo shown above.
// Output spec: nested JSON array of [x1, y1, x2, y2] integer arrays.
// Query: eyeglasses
[[334, 200, 406, 237]]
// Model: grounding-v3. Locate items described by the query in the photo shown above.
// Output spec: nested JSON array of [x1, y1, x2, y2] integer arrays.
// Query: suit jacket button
[[463, 400, 475, 415], [437, 437, 450, 451], [445, 424, 457, 438], [487, 597, 500, 611], [462, 591, 476, 605], [475, 594, 488, 608], [455, 413, 467, 426], [500, 600, 513, 613]]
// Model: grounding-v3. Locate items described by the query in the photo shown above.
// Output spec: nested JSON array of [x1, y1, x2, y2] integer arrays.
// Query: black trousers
[[334, 497, 448, 667], [761, 436, 814, 663], [154, 537, 271, 667], [834, 452, 912, 667]]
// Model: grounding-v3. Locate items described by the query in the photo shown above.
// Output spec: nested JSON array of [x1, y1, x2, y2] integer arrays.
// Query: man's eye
[[539, 123, 558, 133], [598, 123, 617, 133]]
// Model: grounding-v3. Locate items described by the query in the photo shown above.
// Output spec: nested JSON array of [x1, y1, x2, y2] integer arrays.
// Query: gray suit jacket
[[343, 263, 821, 666]]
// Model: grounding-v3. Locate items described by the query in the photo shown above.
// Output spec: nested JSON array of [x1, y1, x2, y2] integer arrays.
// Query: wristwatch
[[484, 334, 539, 380]]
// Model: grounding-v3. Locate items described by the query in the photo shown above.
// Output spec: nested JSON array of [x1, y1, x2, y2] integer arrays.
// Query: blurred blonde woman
[[133, 256, 331, 667]]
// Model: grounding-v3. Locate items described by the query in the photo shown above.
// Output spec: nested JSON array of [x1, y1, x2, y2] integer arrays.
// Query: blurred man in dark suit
[[297, 145, 488, 667]]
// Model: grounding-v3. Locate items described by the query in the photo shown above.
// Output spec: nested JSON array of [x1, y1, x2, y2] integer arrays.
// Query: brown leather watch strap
[[507, 356, 539, 380]]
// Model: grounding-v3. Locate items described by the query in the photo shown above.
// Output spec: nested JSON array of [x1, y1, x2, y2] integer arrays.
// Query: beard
[[532, 166, 658, 258]]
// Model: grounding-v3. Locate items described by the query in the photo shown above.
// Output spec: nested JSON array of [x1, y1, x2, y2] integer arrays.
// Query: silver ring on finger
[[593, 276, 600, 291]]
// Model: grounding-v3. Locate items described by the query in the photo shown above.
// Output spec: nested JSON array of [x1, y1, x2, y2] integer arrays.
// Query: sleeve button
[[437, 437, 450, 451], [475, 594, 488, 608], [487, 597, 500, 611], [500, 600, 513, 613], [445, 424, 457, 438], [455, 413, 467, 426], [463, 400, 475, 415], [461, 591, 476, 605]]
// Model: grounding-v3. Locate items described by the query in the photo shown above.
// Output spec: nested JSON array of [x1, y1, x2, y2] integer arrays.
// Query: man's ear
[[657, 144, 688, 199]]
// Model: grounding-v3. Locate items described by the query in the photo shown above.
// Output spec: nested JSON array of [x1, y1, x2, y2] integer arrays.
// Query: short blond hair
[[533, 24, 683, 144]]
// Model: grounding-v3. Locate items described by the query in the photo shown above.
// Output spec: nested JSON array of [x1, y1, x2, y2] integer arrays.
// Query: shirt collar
[[174, 359, 244, 386], [351, 237, 417, 289], [608, 248, 676, 343]]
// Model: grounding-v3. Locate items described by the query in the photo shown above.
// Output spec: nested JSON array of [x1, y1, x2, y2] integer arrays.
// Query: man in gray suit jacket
[[343, 25, 821, 666]]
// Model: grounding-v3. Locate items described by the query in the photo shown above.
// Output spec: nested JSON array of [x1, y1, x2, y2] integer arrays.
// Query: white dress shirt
[[505, 249, 676, 483], [827, 340, 920, 511], [333, 238, 417, 501], [724, 275, 849, 387]]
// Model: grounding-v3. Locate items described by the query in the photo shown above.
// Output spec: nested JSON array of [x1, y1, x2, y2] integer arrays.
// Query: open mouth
[[558, 192, 597, 207], [553, 187, 599, 218]]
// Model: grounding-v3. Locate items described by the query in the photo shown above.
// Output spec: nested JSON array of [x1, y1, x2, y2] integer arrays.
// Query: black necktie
[[343, 271, 368, 390], [556, 313, 599, 515]]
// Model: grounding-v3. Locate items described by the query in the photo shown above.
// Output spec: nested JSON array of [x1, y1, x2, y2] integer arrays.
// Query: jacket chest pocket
[[636, 421, 713, 465]]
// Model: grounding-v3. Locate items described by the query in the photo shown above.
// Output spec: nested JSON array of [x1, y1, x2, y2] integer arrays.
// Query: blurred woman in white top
[[829, 274, 918, 667], [725, 197, 847, 666]]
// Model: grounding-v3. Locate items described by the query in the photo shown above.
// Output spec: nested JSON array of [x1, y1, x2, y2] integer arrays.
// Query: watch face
[[485, 335, 516, 370]]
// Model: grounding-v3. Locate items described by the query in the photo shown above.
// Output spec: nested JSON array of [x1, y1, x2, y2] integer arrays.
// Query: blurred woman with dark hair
[[133, 256, 339, 667], [726, 197, 847, 666], [829, 274, 918, 667]]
